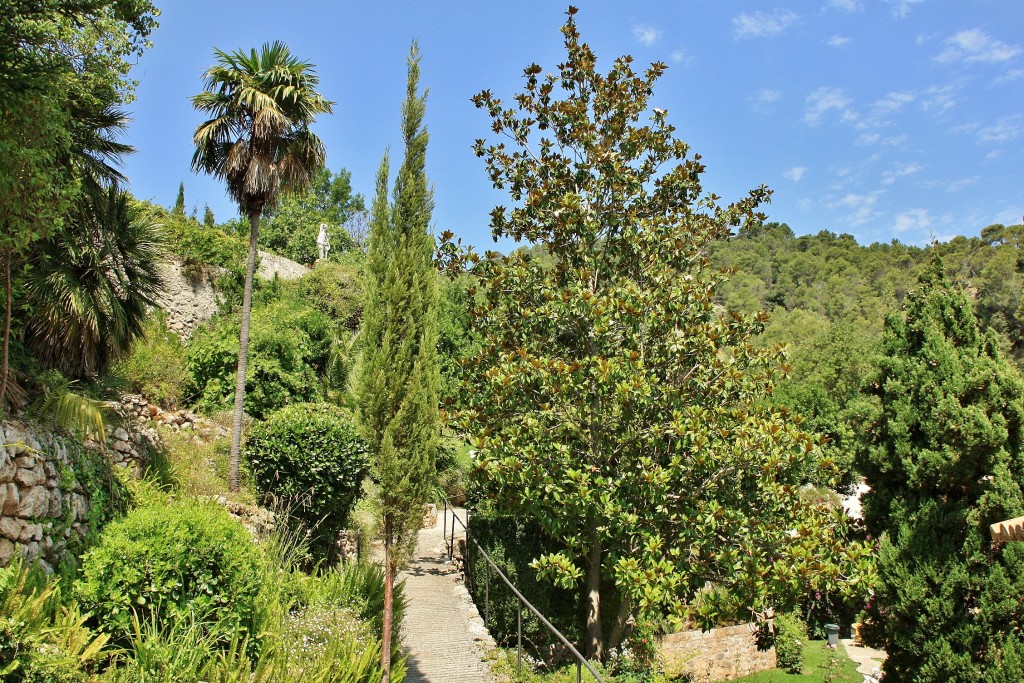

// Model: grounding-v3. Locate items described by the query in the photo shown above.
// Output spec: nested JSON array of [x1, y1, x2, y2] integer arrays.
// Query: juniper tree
[[860, 254, 1024, 682], [357, 44, 439, 683]]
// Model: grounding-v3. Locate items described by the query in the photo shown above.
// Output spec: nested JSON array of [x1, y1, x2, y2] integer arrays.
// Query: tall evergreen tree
[[860, 254, 1024, 681], [173, 181, 185, 215], [356, 44, 439, 683]]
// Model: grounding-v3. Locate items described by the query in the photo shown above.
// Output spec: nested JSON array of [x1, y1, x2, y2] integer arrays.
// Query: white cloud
[[784, 166, 808, 182], [828, 0, 861, 10], [886, 0, 925, 19], [995, 68, 1024, 85], [977, 116, 1024, 144], [881, 162, 923, 185], [946, 177, 980, 192], [986, 149, 1003, 160], [873, 91, 915, 113], [829, 191, 884, 226], [669, 49, 693, 66], [936, 29, 1021, 64], [827, 35, 851, 47], [733, 10, 799, 39], [804, 86, 853, 125], [756, 89, 782, 104], [632, 25, 662, 47], [893, 208, 932, 233], [920, 85, 957, 112]]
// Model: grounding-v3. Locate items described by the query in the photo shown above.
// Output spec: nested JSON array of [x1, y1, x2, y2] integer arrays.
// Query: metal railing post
[[484, 561, 489, 626], [577, 661, 582, 683], [517, 599, 523, 679], [443, 499, 448, 555]]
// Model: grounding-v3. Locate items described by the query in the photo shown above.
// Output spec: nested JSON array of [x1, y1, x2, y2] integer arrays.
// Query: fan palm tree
[[192, 42, 332, 492], [24, 186, 165, 378]]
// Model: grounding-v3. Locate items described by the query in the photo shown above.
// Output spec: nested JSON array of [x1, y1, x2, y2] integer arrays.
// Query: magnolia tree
[[440, 7, 874, 659]]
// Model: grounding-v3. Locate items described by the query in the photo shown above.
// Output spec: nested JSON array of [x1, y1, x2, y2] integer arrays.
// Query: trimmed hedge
[[244, 403, 369, 564]]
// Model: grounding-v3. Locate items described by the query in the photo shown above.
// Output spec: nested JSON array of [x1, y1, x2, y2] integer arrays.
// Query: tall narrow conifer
[[357, 44, 439, 683]]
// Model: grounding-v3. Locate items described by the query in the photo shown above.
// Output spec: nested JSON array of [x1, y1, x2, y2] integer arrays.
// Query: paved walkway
[[841, 638, 885, 683], [400, 507, 496, 683]]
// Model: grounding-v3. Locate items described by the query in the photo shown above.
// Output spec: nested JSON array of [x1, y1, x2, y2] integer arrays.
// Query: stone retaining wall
[[1, 422, 103, 571], [659, 623, 775, 682]]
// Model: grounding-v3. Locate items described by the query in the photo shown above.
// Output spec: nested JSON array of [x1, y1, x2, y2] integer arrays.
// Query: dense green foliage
[[466, 511, 580, 659], [858, 257, 1024, 682], [184, 299, 332, 418], [447, 8, 873, 659], [356, 45, 440, 680], [137, 199, 247, 277], [257, 167, 364, 264], [111, 312, 187, 408], [244, 403, 369, 564], [75, 499, 264, 645]]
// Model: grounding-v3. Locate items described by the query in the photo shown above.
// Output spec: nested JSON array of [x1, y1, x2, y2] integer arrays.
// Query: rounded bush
[[75, 500, 263, 643], [244, 403, 369, 563]]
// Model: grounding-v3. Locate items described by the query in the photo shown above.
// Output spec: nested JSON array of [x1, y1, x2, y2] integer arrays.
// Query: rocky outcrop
[[257, 251, 308, 281], [153, 259, 222, 339], [154, 251, 307, 341]]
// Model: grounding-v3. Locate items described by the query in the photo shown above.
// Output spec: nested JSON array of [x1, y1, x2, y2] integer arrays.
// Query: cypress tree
[[173, 181, 185, 215], [357, 43, 439, 683], [860, 254, 1024, 681]]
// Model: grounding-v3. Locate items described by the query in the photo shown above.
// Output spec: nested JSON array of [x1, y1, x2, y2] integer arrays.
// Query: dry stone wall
[[658, 623, 776, 682], [1, 422, 105, 571]]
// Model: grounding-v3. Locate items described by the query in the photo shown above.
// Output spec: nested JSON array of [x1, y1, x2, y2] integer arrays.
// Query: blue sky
[[122, 1, 1024, 249]]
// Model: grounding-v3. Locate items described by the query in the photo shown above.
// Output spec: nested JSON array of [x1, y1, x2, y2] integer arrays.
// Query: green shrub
[[465, 510, 580, 661], [244, 403, 369, 564], [773, 612, 808, 674], [111, 312, 187, 408], [184, 300, 331, 419], [75, 500, 263, 646], [294, 259, 364, 331]]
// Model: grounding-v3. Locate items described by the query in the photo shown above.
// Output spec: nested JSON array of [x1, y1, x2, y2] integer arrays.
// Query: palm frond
[[26, 379, 112, 441]]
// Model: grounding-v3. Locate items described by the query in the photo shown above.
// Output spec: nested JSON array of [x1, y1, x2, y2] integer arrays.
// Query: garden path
[[399, 507, 496, 683]]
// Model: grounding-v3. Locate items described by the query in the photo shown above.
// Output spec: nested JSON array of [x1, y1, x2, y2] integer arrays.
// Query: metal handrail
[[442, 497, 605, 683]]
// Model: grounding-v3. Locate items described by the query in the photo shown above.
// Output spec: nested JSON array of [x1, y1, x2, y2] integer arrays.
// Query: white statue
[[316, 223, 331, 261]]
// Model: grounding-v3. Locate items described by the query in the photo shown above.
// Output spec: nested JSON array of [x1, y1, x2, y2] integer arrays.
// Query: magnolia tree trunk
[[228, 212, 260, 492], [585, 525, 604, 661], [381, 543, 395, 682]]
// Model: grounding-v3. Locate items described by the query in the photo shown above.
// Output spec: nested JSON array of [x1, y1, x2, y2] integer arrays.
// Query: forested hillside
[[706, 223, 1024, 492]]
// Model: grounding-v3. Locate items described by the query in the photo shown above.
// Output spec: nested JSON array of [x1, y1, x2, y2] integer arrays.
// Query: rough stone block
[[17, 486, 49, 519], [0, 457, 16, 483], [48, 489, 63, 518], [0, 516, 22, 541], [2, 484, 18, 516], [14, 467, 40, 487], [0, 538, 14, 566]]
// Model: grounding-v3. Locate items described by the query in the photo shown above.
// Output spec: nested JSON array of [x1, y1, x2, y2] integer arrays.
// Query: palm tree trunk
[[0, 246, 11, 412], [228, 211, 260, 492], [585, 522, 604, 661], [381, 542, 394, 683]]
